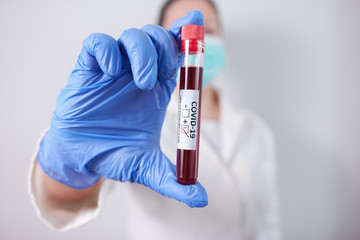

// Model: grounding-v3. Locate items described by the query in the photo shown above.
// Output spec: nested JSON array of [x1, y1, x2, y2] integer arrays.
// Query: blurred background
[[0, 0, 359, 239]]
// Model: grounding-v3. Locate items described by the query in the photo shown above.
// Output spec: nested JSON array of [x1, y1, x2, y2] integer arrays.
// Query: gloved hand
[[38, 11, 207, 208]]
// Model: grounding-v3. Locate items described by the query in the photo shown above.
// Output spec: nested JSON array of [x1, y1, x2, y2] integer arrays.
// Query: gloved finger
[[141, 25, 178, 81], [118, 28, 158, 90], [67, 33, 122, 88], [76, 33, 122, 78], [169, 10, 204, 44]]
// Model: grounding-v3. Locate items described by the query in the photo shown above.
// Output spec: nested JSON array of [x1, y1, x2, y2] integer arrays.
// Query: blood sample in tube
[[176, 25, 205, 185]]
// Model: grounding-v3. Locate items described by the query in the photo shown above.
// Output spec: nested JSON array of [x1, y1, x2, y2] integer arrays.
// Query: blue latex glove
[[38, 11, 207, 208]]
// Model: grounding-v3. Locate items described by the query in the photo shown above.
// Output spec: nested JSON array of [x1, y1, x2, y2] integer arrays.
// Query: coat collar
[[218, 93, 244, 163]]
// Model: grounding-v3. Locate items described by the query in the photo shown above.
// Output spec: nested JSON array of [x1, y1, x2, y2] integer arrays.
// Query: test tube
[[176, 25, 205, 185]]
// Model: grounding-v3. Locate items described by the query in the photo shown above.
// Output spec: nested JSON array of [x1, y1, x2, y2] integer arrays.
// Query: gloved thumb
[[144, 151, 208, 208], [91, 147, 208, 208]]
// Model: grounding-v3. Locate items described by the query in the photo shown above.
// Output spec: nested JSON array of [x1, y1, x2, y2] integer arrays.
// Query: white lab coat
[[28, 91, 281, 240]]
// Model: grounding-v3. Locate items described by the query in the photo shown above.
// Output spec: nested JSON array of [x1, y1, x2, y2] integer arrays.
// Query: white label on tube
[[177, 89, 199, 150]]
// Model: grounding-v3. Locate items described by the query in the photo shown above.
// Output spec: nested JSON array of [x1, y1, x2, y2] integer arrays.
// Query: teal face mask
[[176, 34, 226, 87], [203, 34, 226, 87]]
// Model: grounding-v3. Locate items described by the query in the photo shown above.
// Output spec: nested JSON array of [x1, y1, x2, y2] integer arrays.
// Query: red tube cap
[[181, 25, 204, 41]]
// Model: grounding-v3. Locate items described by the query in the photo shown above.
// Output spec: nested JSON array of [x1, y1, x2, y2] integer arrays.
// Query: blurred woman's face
[[161, 0, 221, 36]]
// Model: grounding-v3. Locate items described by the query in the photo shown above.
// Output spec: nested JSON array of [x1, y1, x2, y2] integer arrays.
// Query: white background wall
[[0, 0, 359, 239]]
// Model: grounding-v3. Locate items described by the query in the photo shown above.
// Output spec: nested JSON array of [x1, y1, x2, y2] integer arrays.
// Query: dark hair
[[158, 0, 219, 26]]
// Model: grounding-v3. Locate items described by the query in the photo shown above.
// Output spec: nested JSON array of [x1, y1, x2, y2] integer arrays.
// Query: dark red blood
[[177, 67, 203, 185]]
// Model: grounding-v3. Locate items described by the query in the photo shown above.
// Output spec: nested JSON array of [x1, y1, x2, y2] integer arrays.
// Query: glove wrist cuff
[[38, 132, 100, 189]]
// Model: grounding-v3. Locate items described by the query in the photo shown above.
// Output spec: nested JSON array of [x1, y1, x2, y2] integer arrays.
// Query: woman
[[29, 0, 281, 239]]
